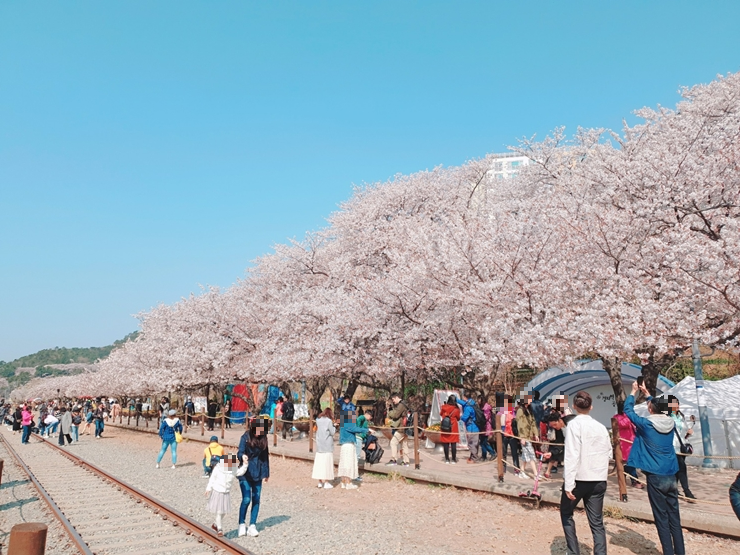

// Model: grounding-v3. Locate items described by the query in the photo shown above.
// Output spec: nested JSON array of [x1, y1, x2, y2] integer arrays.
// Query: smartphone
[[636, 376, 644, 387]]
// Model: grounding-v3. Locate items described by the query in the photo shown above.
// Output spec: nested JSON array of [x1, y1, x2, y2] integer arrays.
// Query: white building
[[488, 152, 530, 180]]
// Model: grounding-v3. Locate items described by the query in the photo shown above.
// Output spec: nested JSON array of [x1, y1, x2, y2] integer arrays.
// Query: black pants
[[675, 453, 691, 495], [646, 473, 685, 555], [281, 420, 293, 439], [442, 443, 457, 462], [502, 435, 519, 470], [58, 432, 72, 446], [560, 480, 607, 555]]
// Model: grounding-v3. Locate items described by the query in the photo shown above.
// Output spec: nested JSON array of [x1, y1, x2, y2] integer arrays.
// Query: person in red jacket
[[439, 395, 461, 464]]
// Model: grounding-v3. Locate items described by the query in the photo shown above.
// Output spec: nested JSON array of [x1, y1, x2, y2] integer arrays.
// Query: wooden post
[[413, 412, 420, 469], [184, 408, 189, 433], [496, 411, 504, 482], [308, 417, 314, 453], [611, 416, 628, 502], [0, 459, 4, 487], [221, 414, 225, 440], [201, 414, 205, 437], [8, 522, 47, 555], [273, 418, 277, 447]]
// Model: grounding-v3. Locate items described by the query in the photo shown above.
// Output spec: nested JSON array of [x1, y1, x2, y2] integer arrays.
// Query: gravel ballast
[[52, 426, 740, 555]]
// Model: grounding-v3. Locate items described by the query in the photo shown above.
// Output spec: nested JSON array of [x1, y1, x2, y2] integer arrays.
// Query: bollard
[[308, 416, 314, 453], [201, 414, 205, 437], [496, 414, 504, 482], [273, 419, 277, 447], [413, 413, 420, 470], [611, 417, 628, 502], [0, 459, 3, 487], [184, 408, 189, 433], [221, 414, 225, 440], [8, 522, 47, 555]]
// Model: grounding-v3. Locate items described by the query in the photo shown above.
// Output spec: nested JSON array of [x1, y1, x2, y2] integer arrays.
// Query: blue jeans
[[49, 422, 58, 435], [157, 439, 178, 464], [38, 423, 46, 436], [356, 436, 363, 459], [646, 473, 685, 555], [71, 425, 79, 442], [480, 437, 496, 460], [730, 472, 740, 521], [238, 478, 262, 525], [21, 425, 31, 444], [94, 419, 104, 437]]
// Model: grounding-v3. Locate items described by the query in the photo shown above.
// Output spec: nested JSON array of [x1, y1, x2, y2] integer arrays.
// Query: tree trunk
[[602, 356, 626, 408]]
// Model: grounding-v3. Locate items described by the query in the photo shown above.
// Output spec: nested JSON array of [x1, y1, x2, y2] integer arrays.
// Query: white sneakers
[[317, 482, 324, 488], [247, 524, 259, 537], [238, 524, 246, 537], [155, 463, 160, 469], [171, 465, 176, 469], [323, 482, 333, 489], [344, 483, 359, 490]]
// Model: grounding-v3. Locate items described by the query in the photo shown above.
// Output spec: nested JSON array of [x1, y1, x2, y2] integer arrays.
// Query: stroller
[[362, 433, 384, 465]]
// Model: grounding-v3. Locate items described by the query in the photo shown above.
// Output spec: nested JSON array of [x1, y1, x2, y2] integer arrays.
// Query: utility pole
[[692, 339, 717, 469]]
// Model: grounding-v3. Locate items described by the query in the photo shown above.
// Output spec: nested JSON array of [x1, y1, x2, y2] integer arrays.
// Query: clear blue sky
[[1, 1, 739, 361]]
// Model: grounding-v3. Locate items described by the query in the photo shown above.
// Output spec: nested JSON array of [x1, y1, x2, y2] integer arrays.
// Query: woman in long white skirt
[[337, 408, 369, 490], [311, 408, 336, 488]]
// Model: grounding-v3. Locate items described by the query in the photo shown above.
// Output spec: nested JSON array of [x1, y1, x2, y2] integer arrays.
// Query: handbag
[[674, 427, 693, 455], [175, 431, 183, 443]]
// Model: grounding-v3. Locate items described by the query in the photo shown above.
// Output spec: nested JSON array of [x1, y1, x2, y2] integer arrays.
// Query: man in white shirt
[[560, 391, 612, 555]]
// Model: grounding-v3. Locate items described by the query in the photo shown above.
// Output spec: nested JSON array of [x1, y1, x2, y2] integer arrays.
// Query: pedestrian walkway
[[108, 418, 740, 538]]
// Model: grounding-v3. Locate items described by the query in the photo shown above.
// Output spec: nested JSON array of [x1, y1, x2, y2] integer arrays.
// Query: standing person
[[337, 409, 368, 489], [480, 398, 496, 462], [385, 393, 410, 467], [21, 405, 33, 444], [312, 408, 336, 489], [203, 435, 225, 477], [223, 399, 232, 429], [38, 403, 48, 437], [135, 398, 143, 426], [81, 405, 94, 436], [12, 405, 22, 434], [614, 403, 642, 488], [668, 396, 695, 500], [516, 396, 539, 479], [280, 396, 294, 441], [205, 454, 237, 536], [237, 418, 270, 538], [355, 408, 371, 460], [625, 381, 684, 555], [184, 396, 195, 425], [499, 396, 521, 475], [560, 391, 612, 555], [156, 409, 183, 469], [94, 402, 106, 438], [457, 392, 481, 464], [71, 408, 81, 443], [439, 395, 461, 464], [207, 398, 219, 432], [159, 397, 170, 423], [543, 411, 570, 478], [531, 390, 545, 429], [58, 407, 73, 446]]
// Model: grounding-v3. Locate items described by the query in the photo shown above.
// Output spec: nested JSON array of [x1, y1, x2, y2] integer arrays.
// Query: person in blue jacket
[[337, 408, 371, 489], [237, 418, 270, 538], [457, 393, 480, 463], [625, 380, 684, 555]]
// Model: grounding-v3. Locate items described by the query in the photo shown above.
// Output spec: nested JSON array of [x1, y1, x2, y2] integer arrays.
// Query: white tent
[[645, 375, 740, 469]]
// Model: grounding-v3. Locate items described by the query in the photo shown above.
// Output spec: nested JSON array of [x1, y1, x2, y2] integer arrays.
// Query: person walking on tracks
[[206, 454, 237, 536], [58, 407, 74, 446], [94, 402, 106, 438], [560, 391, 612, 555], [625, 381, 685, 555], [237, 418, 270, 538], [156, 409, 183, 469], [21, 404, 33, 444]]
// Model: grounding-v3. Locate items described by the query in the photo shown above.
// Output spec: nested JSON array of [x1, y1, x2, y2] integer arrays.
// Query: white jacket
[[563, 414, 612, 492], [206, 461, 235, 494]]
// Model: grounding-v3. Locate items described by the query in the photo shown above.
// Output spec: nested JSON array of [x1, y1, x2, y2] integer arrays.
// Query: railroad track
[[0, 430, 255, 555]]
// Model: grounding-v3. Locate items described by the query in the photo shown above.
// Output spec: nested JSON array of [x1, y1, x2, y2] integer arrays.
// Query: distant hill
[[0, 332, 138, 393]]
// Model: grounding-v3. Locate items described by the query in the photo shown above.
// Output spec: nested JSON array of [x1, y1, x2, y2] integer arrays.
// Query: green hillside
[[0, 332, 138, 390]]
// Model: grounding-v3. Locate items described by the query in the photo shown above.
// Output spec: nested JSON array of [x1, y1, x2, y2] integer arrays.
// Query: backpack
[[363, 434, 384, 465], [282, 402, 295, 421], [207, 447, 221, 475], [403, 411, 416, 437], [472, 403, 486, 431], [440, 416, 452, 433]]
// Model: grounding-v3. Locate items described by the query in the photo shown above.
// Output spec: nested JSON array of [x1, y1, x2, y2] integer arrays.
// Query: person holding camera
[[385, 393, 410, 467], [625, 380, 684, 555]]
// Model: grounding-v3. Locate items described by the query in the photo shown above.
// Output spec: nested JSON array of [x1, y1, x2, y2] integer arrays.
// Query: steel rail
[[0, 434, 95, 555], [31, 433, 257, 555]]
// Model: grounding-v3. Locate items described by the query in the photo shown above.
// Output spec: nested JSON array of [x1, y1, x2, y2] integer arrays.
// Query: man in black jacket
[[281, 397, 295, 441]]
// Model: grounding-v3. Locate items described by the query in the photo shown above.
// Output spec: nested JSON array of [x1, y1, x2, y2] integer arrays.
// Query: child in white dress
[[205, 454, 237, 535]]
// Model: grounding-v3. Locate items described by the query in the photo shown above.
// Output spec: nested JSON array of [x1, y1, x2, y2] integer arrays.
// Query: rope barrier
[[622, 471, 732, 509], [617, 437, 740, 459]]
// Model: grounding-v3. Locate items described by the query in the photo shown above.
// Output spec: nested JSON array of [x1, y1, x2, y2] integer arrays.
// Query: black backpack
[[473, 403, 486, 431], [440, 416, 452, 433], [282, 401, 295, 421], [363, 434, 384, 464], [403, 411, 417, 437]]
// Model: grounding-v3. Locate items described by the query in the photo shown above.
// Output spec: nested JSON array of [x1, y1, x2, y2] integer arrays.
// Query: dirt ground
[[66, 427, 740, 555]]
